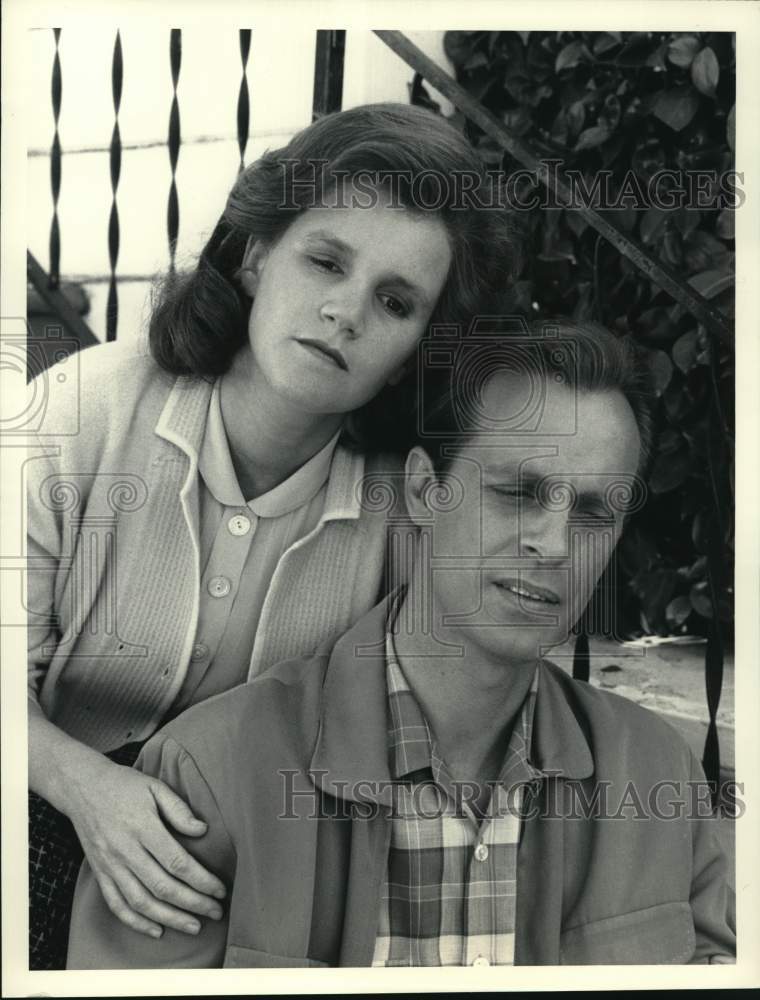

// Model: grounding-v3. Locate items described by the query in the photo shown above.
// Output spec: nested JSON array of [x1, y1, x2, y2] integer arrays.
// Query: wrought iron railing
[[26, 27, 731, 803]]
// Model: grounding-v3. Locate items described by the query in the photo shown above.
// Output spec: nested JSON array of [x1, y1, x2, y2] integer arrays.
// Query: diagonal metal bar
[[27, 251, 99, 348], [374, 30, 732, 344]]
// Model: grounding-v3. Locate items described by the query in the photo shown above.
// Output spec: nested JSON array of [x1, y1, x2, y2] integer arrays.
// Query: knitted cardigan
[[26, 342, 396, 752]]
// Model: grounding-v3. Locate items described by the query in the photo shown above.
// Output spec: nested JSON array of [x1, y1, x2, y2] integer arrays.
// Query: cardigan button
[[191, 643, 209, 661], [227, 513, 251, 536]]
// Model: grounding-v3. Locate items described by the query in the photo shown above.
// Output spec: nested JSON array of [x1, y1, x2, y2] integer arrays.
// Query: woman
[[27, 101, 519, 967]]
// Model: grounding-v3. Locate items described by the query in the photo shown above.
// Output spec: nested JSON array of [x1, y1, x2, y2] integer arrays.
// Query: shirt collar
[[197, 378, 345, 516], [309, 590, 593, 806], [384, 627, 541, 789]]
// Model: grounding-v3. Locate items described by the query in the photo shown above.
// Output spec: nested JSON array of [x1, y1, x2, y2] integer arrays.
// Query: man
[[67, 320, 735, 967]]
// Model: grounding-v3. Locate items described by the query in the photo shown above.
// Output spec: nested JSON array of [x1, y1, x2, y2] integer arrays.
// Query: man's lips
[[296, 338, 348, 371], [494, 577, 561, 606]]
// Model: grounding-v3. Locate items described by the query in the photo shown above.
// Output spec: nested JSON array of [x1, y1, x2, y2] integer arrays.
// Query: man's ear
[[404, 446, 438, 527], [239, 236, 269, 297]]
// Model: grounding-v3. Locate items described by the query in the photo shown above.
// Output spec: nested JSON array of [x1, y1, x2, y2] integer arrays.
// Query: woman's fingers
[[150, 779, 209, 838], [142, 810, 227, 906], [94, 871, 164, 940], [108, 862, 219, 936]]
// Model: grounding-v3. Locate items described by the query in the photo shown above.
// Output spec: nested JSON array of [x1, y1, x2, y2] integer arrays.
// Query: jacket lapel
[[515, 661, 595, 965]]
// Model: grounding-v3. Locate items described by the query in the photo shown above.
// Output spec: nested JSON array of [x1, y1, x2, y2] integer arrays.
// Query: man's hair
[[148, 102, 522, 453], [416, 318, 657, 479]]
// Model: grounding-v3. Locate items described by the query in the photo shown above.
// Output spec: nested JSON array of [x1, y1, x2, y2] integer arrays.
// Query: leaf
[[555, 40, 588, 72], [646, 42, 669, 71], [691, 46, 719, 98], [594, 33, 622, 56], [574, 125, 610, 151], [444, 31, 477, 68], [640, 206, 668, 245], [672, 329, 700, 373], [716, 209, 735, 241], [550, 109, 569, 145], [726, 104, 735, 151], [688, 268, 734, 298], [666, 595, 692, 627], [566, 100, 586, 135], [565, 210, 588, 238], [684, 230, 730, 272], [600, 94, 621, 132], [652, 86, 701, 131], [668, 34, 701, 69], [691, 509, 712, 554], [648, 348, 674, 395], [649, 447, 691, 493], [464, 51, 488, 71], [689, 581, 713, 618]]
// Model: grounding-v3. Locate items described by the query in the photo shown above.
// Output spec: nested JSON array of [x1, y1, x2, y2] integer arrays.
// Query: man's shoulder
[[152, 654, 329, 784], [541, 660, 695, 777]]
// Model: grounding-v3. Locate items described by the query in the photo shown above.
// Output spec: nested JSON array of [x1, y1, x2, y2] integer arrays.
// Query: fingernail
[[150, 928, 162, 939], [213, 887, 226, 899], [208, 906, 223, 920], [185, 921, 201, 934]]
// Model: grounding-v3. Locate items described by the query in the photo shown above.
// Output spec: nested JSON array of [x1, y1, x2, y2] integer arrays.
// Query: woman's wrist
[[28, 704, 112, 817]]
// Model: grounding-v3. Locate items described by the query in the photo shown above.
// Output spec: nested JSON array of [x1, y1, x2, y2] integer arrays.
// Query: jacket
[[67, 597, 736, 967], [26, 342, 394, 752]]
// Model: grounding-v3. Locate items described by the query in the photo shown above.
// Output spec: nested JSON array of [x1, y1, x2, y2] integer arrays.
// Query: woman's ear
[[239, 236, 269, 297], [404, 446, 438, 527], [386, 362, 408, 388]]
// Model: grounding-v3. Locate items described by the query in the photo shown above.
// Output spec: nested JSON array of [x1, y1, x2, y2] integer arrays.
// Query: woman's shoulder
[[33, 341, 180, 448]]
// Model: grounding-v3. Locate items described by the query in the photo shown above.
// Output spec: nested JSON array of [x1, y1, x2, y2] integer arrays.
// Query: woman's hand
[[67, 755, 227, 939]]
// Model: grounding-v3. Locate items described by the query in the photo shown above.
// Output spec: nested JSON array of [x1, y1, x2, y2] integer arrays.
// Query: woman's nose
[[319, 288, 364, 339]]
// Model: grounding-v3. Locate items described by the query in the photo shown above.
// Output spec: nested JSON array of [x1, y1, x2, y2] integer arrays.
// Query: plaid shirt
[[371, 632, 542, 967]]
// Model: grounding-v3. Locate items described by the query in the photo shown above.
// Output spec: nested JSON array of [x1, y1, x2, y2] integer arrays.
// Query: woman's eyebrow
[[303, 230, 352, 255]]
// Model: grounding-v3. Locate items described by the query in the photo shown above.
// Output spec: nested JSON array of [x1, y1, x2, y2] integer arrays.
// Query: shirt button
[[227, 513, 251, 536], [191, 643, 208, 661], [472, 956, 490, 967], [474, 843, 489, 862], [207, 575, 231, 598]]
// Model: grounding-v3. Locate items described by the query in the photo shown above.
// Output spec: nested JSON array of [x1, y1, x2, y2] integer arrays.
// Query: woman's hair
[[148, 102, 521, 452], [416, 318, 657, 479]]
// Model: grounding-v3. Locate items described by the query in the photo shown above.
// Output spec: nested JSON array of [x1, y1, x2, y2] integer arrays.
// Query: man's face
[[424, 369, 642, 665]]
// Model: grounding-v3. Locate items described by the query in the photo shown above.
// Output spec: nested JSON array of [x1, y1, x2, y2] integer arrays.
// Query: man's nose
[[518, 508, 570, 561]]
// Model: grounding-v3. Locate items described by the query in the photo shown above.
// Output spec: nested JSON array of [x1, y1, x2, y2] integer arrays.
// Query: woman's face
[[241, 190, 452, 414]]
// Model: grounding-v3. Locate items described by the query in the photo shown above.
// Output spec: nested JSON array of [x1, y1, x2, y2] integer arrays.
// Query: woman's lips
[[296, 338, 348, 371]]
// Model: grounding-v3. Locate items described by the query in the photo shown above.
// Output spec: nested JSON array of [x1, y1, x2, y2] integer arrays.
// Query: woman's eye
[[379, 294, 409, 319], [309, 255, 341, 273]]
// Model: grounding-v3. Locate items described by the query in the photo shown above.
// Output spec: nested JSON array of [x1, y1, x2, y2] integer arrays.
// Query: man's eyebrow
[[302, 229, 432, 307]]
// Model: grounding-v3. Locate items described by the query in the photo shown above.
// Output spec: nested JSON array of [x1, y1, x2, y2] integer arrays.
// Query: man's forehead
[[455, 371, 641, 479], [476, 368, 579, 436]]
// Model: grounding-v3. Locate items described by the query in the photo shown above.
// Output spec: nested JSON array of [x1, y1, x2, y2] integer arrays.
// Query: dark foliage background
[[412, 30, 735, 642]]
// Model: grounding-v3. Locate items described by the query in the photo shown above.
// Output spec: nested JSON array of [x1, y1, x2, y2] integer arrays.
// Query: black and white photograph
[[2, 0, 759, 994]]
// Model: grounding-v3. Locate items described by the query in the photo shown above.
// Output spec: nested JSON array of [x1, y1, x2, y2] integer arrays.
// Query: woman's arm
[[67, 732, 235, 968], [29, 700, 227, 938]]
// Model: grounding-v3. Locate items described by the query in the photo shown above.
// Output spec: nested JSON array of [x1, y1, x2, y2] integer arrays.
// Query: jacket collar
[[309, 596, 594, 804], [154, 373, 364, 522]]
